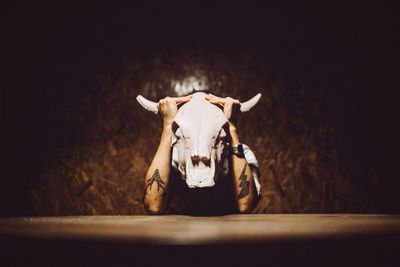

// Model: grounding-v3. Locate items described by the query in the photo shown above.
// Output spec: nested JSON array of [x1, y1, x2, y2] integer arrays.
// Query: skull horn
[[136, 95, 159, 114], [240, 93, 262, 112]]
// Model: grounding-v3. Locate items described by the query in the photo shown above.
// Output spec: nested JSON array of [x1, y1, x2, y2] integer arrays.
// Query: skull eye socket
[[217, 122, 229, 140], [222, 122, 229, 134], [213, 126, 228, 149], [218, 122, 229, 138], [172, 121, 179, 134], [172, 121, 186, 140], [219, 128, 227, 138], [216, 128, 227, 144]]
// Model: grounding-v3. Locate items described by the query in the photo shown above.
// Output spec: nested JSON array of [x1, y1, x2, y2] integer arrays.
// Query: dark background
[[1, 1, 399, 216]]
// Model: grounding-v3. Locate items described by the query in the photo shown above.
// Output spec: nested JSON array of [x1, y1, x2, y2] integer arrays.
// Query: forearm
[[229, 123, 257, 213], [143, 125, 172, 214]]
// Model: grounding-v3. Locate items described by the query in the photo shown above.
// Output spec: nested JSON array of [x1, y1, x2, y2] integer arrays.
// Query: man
[[143, 93, 261, 215]]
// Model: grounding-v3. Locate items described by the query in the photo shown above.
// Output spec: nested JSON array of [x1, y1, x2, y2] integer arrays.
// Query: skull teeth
[[185, 157, 216, 188]]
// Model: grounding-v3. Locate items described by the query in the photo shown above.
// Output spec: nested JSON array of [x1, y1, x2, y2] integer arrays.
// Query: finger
[[158, 97, 171, 104], [210, 98, 239, 106], [207, 96, 228, 103], [205, 93, 223, 101], [207, 98, 225, 105], [174, 95, 192, 104], [225, 97, 240, 104], [207, 100, 225, 108]]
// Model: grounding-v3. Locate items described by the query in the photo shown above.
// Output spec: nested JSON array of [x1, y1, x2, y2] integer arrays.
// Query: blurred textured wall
[[30, 53, 372, 215], [3, 2, 398, 216]]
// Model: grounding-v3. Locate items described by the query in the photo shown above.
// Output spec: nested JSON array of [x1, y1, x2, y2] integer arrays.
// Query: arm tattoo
[[237, 164, 250, 199], [145, 169, 166, 196]]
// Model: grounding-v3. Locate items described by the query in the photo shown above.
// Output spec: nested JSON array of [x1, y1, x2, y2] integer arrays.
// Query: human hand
[[205, 94, 241, 127], [158, 95, 192, 128]]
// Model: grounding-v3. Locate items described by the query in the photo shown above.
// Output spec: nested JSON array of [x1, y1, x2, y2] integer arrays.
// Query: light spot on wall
[[173, 75, 209, 96]]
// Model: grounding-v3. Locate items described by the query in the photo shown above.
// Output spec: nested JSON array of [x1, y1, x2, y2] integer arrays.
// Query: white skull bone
[[136, 91, 261, 188]]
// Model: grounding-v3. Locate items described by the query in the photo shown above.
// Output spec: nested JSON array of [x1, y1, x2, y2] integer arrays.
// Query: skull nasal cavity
[[191, 156, 211, 166]]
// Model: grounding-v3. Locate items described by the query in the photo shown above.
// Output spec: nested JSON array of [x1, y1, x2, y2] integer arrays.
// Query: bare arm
[[206, 94, 258, 213], [228, 123, 257, 213], [143, 124, 173, 214], [143, 96, 191, 214]]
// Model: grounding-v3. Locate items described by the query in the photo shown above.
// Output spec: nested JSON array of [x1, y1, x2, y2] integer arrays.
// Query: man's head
[[137, 91, 261, 188]]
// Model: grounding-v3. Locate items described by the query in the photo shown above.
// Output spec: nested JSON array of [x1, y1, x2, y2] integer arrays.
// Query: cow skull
[[137, 92, 261, 188]]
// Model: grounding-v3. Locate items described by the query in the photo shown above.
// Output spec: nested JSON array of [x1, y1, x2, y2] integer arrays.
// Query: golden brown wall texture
[[30, 53, 370, 215]]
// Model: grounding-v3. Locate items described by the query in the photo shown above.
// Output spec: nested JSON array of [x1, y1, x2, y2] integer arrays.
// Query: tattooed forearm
[[145, 169, 166, 195], [237, 164, 250, 199]]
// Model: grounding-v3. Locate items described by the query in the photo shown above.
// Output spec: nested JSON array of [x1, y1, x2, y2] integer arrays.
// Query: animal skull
[[137, 92, 261, 188]]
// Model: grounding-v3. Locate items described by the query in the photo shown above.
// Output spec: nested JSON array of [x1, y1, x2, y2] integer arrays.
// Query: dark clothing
[[167, 169, 238, 216]]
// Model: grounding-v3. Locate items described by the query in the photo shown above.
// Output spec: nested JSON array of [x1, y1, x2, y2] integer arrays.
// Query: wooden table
[[1, 214, 400, 266]]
